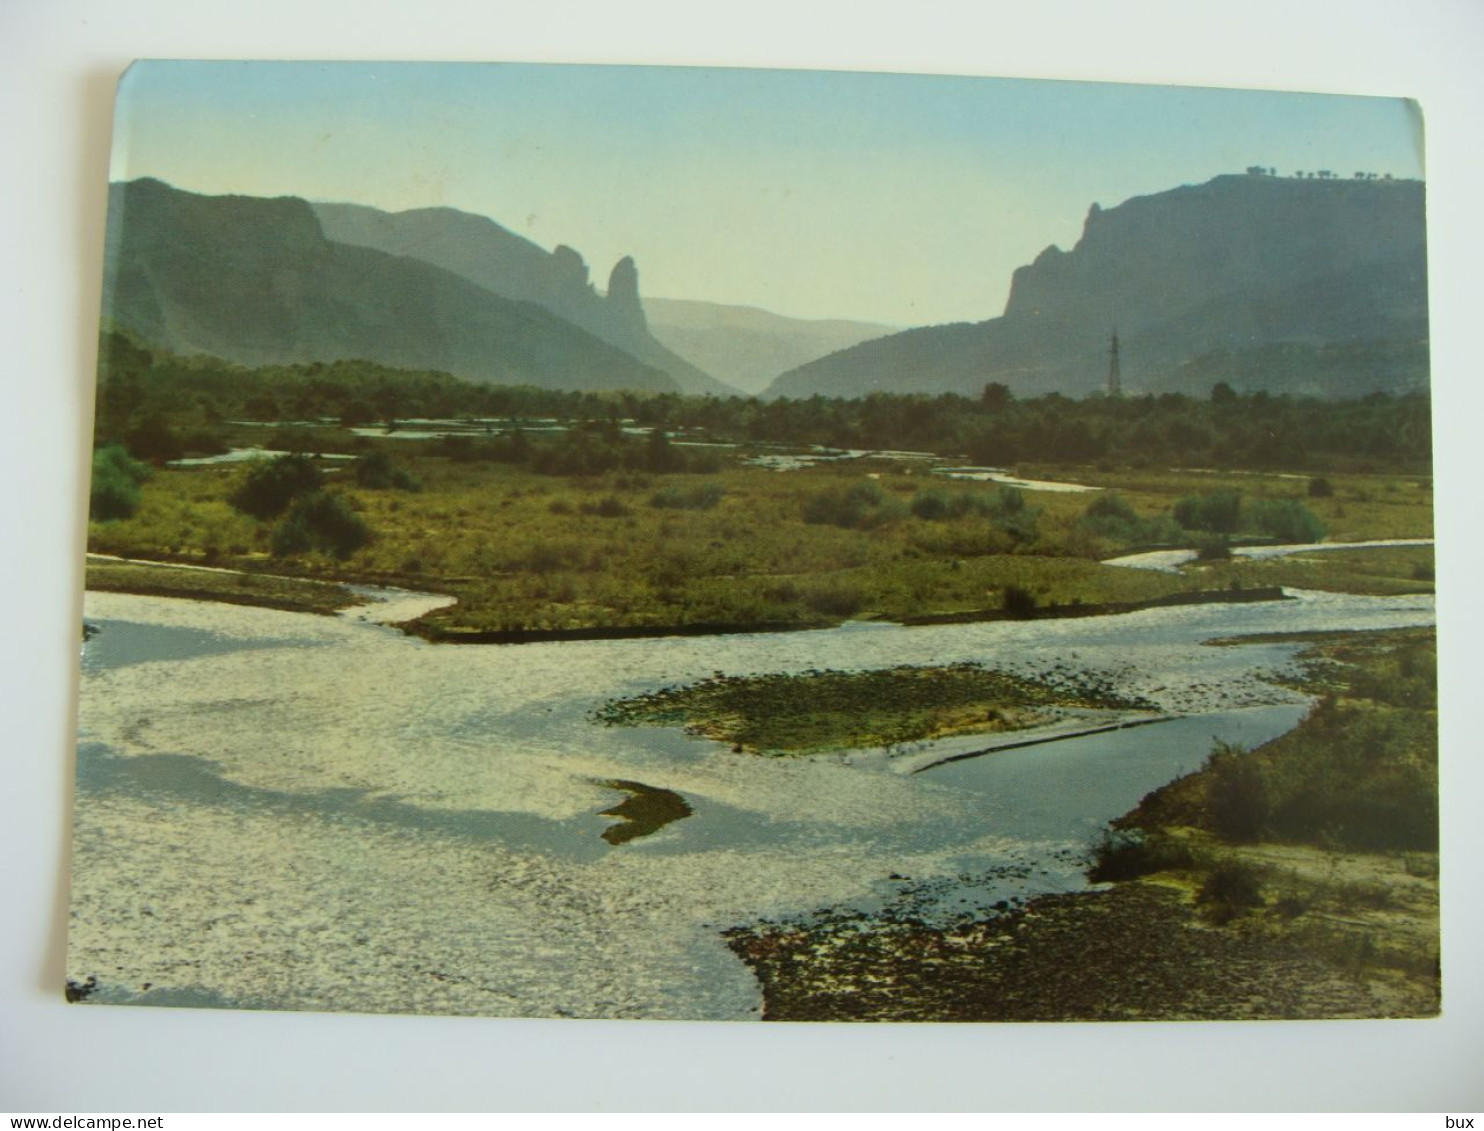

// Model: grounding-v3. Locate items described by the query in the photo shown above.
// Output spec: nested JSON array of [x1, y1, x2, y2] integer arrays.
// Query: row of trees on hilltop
[[1245, 165, 1410, 181]]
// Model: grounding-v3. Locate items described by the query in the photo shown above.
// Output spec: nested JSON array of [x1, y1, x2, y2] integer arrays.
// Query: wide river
[[70, 586, 1434, 1019]]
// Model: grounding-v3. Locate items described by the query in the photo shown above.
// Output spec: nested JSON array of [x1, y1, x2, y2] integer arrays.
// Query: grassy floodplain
[[86, 427, 1433, 636], [86, 342, 1434, 634]]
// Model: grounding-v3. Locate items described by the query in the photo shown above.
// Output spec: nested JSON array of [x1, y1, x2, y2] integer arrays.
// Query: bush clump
[[802, 481, 900, 529], [89, 443, 152, 521], [1247, 498, 1325, 543], [1197, 862, 1266, 924], [799, 578, 866, 618], [1204, 740, 1268, 842], [908, 487, 1015, 522], [908, 488, 954, 521], [122, 413, 185, 464], [650, 483, 724, 511], [270, 492, 370, 560], [230, 454, 324, 520], [1083, 492, 1138, 525], [1173, 488, 1243, 534], [1087, 829, 1194, 883], [1194, 533, 1232, 561], [1001, 585, 1038, 618], [1076, 492, 1179, 546], [353, 450, 421, 491]]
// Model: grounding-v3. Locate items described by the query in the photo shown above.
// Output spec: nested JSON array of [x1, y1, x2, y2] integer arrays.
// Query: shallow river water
[[69, 586, 1434, 1019]]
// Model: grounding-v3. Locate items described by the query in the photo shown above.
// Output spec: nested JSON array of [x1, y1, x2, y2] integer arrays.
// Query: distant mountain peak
[[606, 255, 645, 333], [313, 202, 736, 395]]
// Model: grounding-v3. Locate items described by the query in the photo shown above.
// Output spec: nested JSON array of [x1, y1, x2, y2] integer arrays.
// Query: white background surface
[[3, 0, 1481, 1113]]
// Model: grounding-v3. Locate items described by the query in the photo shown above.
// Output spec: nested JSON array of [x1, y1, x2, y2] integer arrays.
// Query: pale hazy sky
[[110, 61, 1425, 326]]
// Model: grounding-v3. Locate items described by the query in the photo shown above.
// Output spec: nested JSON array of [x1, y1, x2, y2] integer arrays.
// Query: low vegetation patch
[[595, 662, 1157, 755], [84, 558, 357, 615], [1188, 546, 1435, 597], [89, 444, 152, 521]]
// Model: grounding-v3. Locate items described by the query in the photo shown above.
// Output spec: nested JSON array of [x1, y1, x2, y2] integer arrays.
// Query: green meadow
[[87, 432, 1433, 634]]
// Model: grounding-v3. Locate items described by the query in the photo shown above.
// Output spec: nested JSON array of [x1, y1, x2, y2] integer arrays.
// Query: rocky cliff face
[[605, 256, 647, 337], [102, 179, 676, 393], [313, 203, 735, 395], [767, 174, 1428, 399]]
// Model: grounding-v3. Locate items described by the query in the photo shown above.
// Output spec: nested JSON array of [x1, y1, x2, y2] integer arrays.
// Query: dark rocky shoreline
[[725, 879, 1438, 1022]]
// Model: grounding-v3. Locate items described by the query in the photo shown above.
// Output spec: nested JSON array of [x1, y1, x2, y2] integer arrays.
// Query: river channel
[[70, 586, 1434, 1019]]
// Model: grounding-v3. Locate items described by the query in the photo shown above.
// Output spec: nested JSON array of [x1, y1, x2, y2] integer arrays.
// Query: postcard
[[71, 60, 1436, 1021]]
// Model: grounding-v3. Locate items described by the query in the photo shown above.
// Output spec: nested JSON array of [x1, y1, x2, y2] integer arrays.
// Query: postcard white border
[[3, 0, 1482, 1113]]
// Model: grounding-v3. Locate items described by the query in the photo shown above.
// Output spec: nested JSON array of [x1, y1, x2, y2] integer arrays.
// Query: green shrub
[[1267, 759, 1437, 853], [802, 480, 893, 529], [1205, 741, 1267, 842], [270, 492, 369, 560], [644, 429, 686, 473], [230, 454, 324, 520], [1194, 533, 1232, 561], [1077, 492, 1150, 543], [353, 450, 421, 491], [1001, 585, 1037, 618], [909, 489, 952, 520], [533, 432, 624, 477], [799, 578, 866, 617], [994, 486, 1026, 515], [1248, 498, 1325, 542], [909, 488, 1004, 522], [1197, 862, 1265, 924], [1087, 829, 1194, 882], [123, 413, 184, 464], [178, 428, 229, 458], [966, 431, 1020, 466], [1084, 492, 1138, 523], [1174, 489, 1243, 534], [89, 444, 152, 521]]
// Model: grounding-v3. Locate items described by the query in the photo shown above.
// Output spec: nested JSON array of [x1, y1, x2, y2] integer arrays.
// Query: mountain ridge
[[766, 173, 1428, 399], [100, 179, 677, 394], [311, 201, 737, 396], [643, 297, 900, 395]]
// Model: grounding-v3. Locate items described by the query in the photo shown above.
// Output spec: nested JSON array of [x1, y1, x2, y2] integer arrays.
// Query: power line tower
[[1107, 329, 1122, 397]]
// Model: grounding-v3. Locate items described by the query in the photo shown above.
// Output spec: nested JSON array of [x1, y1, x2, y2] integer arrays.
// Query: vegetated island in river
[[594, 662, 1159, 756], [723, 627, 1439, 1020]]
